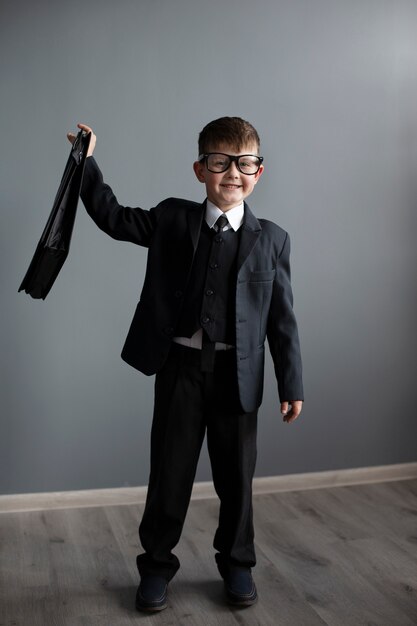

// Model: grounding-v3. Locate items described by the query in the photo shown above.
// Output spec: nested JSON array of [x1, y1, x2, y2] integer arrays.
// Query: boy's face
[[193, 142, 264, 212]]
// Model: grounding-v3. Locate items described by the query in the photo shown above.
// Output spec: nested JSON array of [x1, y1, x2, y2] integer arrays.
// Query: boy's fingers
[[283, 408, 296, 423], [67, 124, 96, 157], [77, 122, 92, 134], [285, 411, 298, 423], [282, 400, 303, 423], [77, 123, 96, 157], [281, 401, 289, 415]]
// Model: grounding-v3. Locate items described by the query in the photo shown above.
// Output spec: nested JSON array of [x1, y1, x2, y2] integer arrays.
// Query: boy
[[69, 117, 303, 612]]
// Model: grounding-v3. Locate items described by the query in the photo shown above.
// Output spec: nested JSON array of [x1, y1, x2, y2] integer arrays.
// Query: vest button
[[214, 236, 223, 244], [201, 316, 210, 325], [164, 326, 174, 335], [209, 263, 219, 269], [174, 290, 183, 298], [205, 289, 214, 296]]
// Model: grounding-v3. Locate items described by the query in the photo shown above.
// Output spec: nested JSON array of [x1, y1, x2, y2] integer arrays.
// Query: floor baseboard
[[1, 461, 416, 514]]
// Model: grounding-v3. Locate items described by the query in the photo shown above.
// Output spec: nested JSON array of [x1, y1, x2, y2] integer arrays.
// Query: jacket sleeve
[[266, 232, 304, 402], [80, 156, 156, 247]]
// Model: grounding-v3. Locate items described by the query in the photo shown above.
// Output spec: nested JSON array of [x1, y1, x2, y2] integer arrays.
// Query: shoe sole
[[226, 587, 258, 607], [136, 591, 168, 612], [136, 601, 167, 612]]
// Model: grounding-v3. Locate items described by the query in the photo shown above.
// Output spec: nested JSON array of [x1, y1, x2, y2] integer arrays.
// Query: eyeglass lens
[[206, 153, 261, 174]]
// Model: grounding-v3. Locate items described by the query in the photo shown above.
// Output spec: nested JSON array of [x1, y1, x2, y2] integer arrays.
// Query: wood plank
[[1, 479, 416, 624], [332, 535, 417, 624], [252, 483, 417, 625]]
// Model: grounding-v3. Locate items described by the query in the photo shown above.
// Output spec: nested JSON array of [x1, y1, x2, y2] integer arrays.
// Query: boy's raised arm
[[67, 123, 156, 247]]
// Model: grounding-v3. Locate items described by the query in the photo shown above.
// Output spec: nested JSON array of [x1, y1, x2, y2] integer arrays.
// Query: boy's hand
[[67, 123, 96, 157], [281, 400, 303, 423]]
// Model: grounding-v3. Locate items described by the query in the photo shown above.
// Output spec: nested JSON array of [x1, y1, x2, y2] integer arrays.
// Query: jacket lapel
[[186, 200, 261, 273], [237, 203, 262, 274]]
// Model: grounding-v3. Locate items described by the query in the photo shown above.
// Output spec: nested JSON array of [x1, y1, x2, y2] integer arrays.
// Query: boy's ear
[[253, 164, 264, 184], [193, 160, 206, 183]]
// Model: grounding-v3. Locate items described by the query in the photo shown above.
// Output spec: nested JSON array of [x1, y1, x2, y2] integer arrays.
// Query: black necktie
[[215, 214, 228, 233], [201, 214, 229, 372]]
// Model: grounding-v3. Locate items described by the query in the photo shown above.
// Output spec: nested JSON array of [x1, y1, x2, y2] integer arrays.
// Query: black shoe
[[223, 567, 258, 606], [135, 575, 168, 612]]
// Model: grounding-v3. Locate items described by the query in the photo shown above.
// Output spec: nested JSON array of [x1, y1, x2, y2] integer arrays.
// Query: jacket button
[[201, 316, 210, 325], [205, 289, 214, 296], [174, 290, 183, 298], [209, 263, 219, 269], [164, 326, 174, 335]]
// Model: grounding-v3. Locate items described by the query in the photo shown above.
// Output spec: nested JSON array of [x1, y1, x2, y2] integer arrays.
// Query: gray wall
[[1, 0, 417, 494]]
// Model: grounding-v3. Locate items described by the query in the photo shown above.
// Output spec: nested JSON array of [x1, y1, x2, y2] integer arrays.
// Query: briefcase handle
[[71, 130, 91, 166]]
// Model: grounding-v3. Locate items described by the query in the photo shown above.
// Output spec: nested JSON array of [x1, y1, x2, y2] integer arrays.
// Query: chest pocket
[[248, 269, 275, 283]]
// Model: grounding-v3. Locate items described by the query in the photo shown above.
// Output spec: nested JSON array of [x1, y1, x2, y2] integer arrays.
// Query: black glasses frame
[[198, 152, 264, 175]]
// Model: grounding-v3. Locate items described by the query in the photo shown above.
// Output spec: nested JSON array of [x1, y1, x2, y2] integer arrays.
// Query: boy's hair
[[198, 117, 261, 155]]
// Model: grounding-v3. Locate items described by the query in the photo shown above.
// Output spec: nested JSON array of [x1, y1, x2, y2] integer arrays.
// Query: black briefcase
[[18, 129, 91, 299]]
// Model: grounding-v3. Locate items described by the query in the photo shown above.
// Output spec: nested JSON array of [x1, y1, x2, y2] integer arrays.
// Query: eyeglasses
[[198, 152, 264, 175]]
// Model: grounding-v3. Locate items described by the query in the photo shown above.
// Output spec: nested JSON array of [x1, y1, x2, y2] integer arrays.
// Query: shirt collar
[[205, 199, 245, 231]]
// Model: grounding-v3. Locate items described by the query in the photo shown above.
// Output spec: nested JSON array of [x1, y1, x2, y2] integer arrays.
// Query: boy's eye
[[239, 157, 257, 167]]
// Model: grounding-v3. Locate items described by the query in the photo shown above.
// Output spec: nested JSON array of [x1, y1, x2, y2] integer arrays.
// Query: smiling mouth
[[221, 184, 242, 190]]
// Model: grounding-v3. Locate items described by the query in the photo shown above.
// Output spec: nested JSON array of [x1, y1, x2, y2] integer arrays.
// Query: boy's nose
[[226, 161, 240, 177]]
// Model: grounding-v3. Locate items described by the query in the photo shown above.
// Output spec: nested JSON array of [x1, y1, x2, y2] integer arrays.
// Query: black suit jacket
[[81, 157, 303, 413]]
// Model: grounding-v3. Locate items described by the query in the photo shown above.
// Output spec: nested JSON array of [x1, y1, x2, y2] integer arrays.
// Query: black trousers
[[136, 343, 258, 582]]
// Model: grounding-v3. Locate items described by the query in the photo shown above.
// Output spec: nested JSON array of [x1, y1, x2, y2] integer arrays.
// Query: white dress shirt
[[204, 199, 245, 232], [172, 200, 244, 350]]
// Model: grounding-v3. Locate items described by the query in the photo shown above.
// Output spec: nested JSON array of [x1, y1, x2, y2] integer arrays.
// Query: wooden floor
[[1, 478, 416, 625]]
